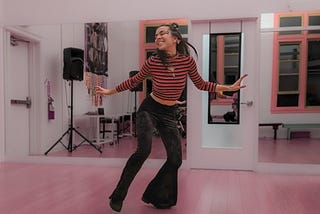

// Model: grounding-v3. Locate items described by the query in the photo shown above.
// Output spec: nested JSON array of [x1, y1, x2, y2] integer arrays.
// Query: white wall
[[5, 0, 320, 25], [104, 21, 140, 116], [0, 0, 3, 24], [2, 0, 319, 26], [13, 22, 139, 154], [0, 0, 4, 161], [2, 0, 291, 25]]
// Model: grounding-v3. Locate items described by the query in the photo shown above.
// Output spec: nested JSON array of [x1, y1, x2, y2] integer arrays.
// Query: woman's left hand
[[229, 74, 248, 91]]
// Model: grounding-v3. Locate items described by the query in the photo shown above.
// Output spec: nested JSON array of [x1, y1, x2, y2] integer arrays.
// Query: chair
[[119, 113, 134, 137], [97, 108, 120, 144]]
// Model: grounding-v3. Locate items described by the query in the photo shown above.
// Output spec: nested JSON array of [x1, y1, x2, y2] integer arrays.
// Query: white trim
[[3, 31, 10, 156], [28, 41, 41, 154], [4, 26, 42, 43], [188, 19, 257, 170], [0, 26, 5, 162], [191, 17, 257, 24], [3, 27, 41, 159], [261, 25, 320, 32]]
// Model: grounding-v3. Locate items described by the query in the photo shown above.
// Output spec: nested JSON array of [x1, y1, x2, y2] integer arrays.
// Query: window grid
[[272, 12, 320, 113]]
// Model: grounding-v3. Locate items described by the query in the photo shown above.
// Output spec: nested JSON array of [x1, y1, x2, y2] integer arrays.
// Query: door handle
[[10, 97, 31, 108], [240, 100, 253, 107]]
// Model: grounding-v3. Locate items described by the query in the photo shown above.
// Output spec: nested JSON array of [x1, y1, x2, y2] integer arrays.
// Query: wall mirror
[[208, 33, 241, 124], [6, 20, 187, 160], [258, 12, 320, 165]]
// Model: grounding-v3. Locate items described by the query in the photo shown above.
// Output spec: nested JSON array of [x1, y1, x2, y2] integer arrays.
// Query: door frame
[[3, 26, 41, 159], [187, 18, 259, 170]]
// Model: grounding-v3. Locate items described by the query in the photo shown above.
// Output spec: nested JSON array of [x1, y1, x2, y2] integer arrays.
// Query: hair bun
[[171, 23, 179, 31]]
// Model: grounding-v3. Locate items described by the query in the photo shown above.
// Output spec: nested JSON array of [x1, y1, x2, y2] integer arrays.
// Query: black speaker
[[129, 70, 143, 92], [63, 47, 84, 81]]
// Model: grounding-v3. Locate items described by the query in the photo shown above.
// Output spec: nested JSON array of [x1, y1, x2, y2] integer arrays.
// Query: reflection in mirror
[[10, 20, 187, 160], [208, 33, 241, 124], [258, 12, 320, 164]]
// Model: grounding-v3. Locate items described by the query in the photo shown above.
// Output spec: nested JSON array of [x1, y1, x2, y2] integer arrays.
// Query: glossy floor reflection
[[46, 136, 187, 160], [259, 137, 320, 164], [44, 137, 320, 164], [1, 163, 320, 214], [46, 136, 320, 164]]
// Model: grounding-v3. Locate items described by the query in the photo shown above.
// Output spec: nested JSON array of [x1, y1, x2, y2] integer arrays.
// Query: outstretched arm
[[215, 74, 248, 92], [95, 86, 117, 96], [188, 57, 247, 93]]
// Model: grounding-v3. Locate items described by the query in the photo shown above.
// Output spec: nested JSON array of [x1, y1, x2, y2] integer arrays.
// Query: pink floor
[[46, 136, 320, 164], [46, 136, 187, 160], [1, 162, 320, 214], [259, 137, 320, 164]]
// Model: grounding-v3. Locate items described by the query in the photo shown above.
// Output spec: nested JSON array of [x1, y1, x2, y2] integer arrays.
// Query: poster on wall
[[85, 22, 108, 76], [84, 22, 108, 107]]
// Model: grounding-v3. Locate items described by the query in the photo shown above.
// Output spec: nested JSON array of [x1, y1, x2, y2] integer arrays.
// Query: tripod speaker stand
[[45, 47, 102, 155], [45, 80, 102, 155]]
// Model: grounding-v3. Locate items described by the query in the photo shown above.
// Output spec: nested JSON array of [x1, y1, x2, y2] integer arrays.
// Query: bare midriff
[[150, 93, 177, 106]]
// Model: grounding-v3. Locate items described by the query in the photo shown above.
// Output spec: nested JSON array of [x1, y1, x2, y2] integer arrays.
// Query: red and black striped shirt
[[115, 55, 216, 101]]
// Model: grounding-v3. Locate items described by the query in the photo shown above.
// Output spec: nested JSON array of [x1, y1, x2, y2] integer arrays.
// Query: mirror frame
[[208, 32, 242, 125]]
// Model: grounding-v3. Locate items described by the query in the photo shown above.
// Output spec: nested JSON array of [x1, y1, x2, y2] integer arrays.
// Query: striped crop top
[[115, 55, 216, 101]]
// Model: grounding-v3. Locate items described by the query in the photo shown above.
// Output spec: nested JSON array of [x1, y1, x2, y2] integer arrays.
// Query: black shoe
[[109, 198, 123, 212], [154, 203, 172, 209], [141, 195, 151, 204], [142, 196, 172, 209]]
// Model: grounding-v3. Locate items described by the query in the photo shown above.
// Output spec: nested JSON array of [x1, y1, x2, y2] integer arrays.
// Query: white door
[[188, 19, 258, 170], [4, 32, 35, 159]]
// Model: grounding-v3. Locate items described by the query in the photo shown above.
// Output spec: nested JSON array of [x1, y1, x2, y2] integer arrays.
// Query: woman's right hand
[[95, 86, 117, 96]]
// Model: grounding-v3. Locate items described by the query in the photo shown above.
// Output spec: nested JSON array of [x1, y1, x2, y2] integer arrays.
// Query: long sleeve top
[[115, 55, 216, 101]]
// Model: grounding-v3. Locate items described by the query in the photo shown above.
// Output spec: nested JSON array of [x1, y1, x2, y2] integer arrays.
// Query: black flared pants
[[109, 95, 182, 206]]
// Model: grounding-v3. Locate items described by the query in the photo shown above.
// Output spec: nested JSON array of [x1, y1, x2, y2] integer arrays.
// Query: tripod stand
[[45, 80, 102, 155]]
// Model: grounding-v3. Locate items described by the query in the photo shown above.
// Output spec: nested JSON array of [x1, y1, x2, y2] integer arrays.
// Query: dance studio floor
[[46, 135, 320, 164], [258, 137, 320, 164], [1, 162, 320, 214], [46, 136, 187, 160]]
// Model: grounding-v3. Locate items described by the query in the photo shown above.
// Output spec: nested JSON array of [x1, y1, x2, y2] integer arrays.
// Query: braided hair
[[155, 23, 198, 66]]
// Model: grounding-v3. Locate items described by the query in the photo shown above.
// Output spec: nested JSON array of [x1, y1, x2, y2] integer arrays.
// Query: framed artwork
[[85, 22, 108, 76]]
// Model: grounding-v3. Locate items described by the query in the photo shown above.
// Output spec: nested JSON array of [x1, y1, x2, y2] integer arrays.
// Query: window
[[309, 15, 320, 34], [306, 40, 320, 106], [277, 43, 300, 107], [272, 12, 320, 113], [279, 15, 302, 35]]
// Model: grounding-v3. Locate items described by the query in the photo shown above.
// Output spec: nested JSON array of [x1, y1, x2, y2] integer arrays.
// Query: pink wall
[[2, 0, 296, 25], [0, 0, 3, 23]]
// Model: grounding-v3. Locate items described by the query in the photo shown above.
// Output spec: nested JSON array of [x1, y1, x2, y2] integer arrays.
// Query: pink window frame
[[271, 12, 320, 113], [210, 35, 235, 106]]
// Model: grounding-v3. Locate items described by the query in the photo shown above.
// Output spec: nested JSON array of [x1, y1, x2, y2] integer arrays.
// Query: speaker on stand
[[45, 47, 102, 155], [129, 70, 142, 137]]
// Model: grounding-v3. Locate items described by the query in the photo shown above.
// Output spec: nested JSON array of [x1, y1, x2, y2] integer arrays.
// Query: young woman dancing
[[95, 23, 248, 212]]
